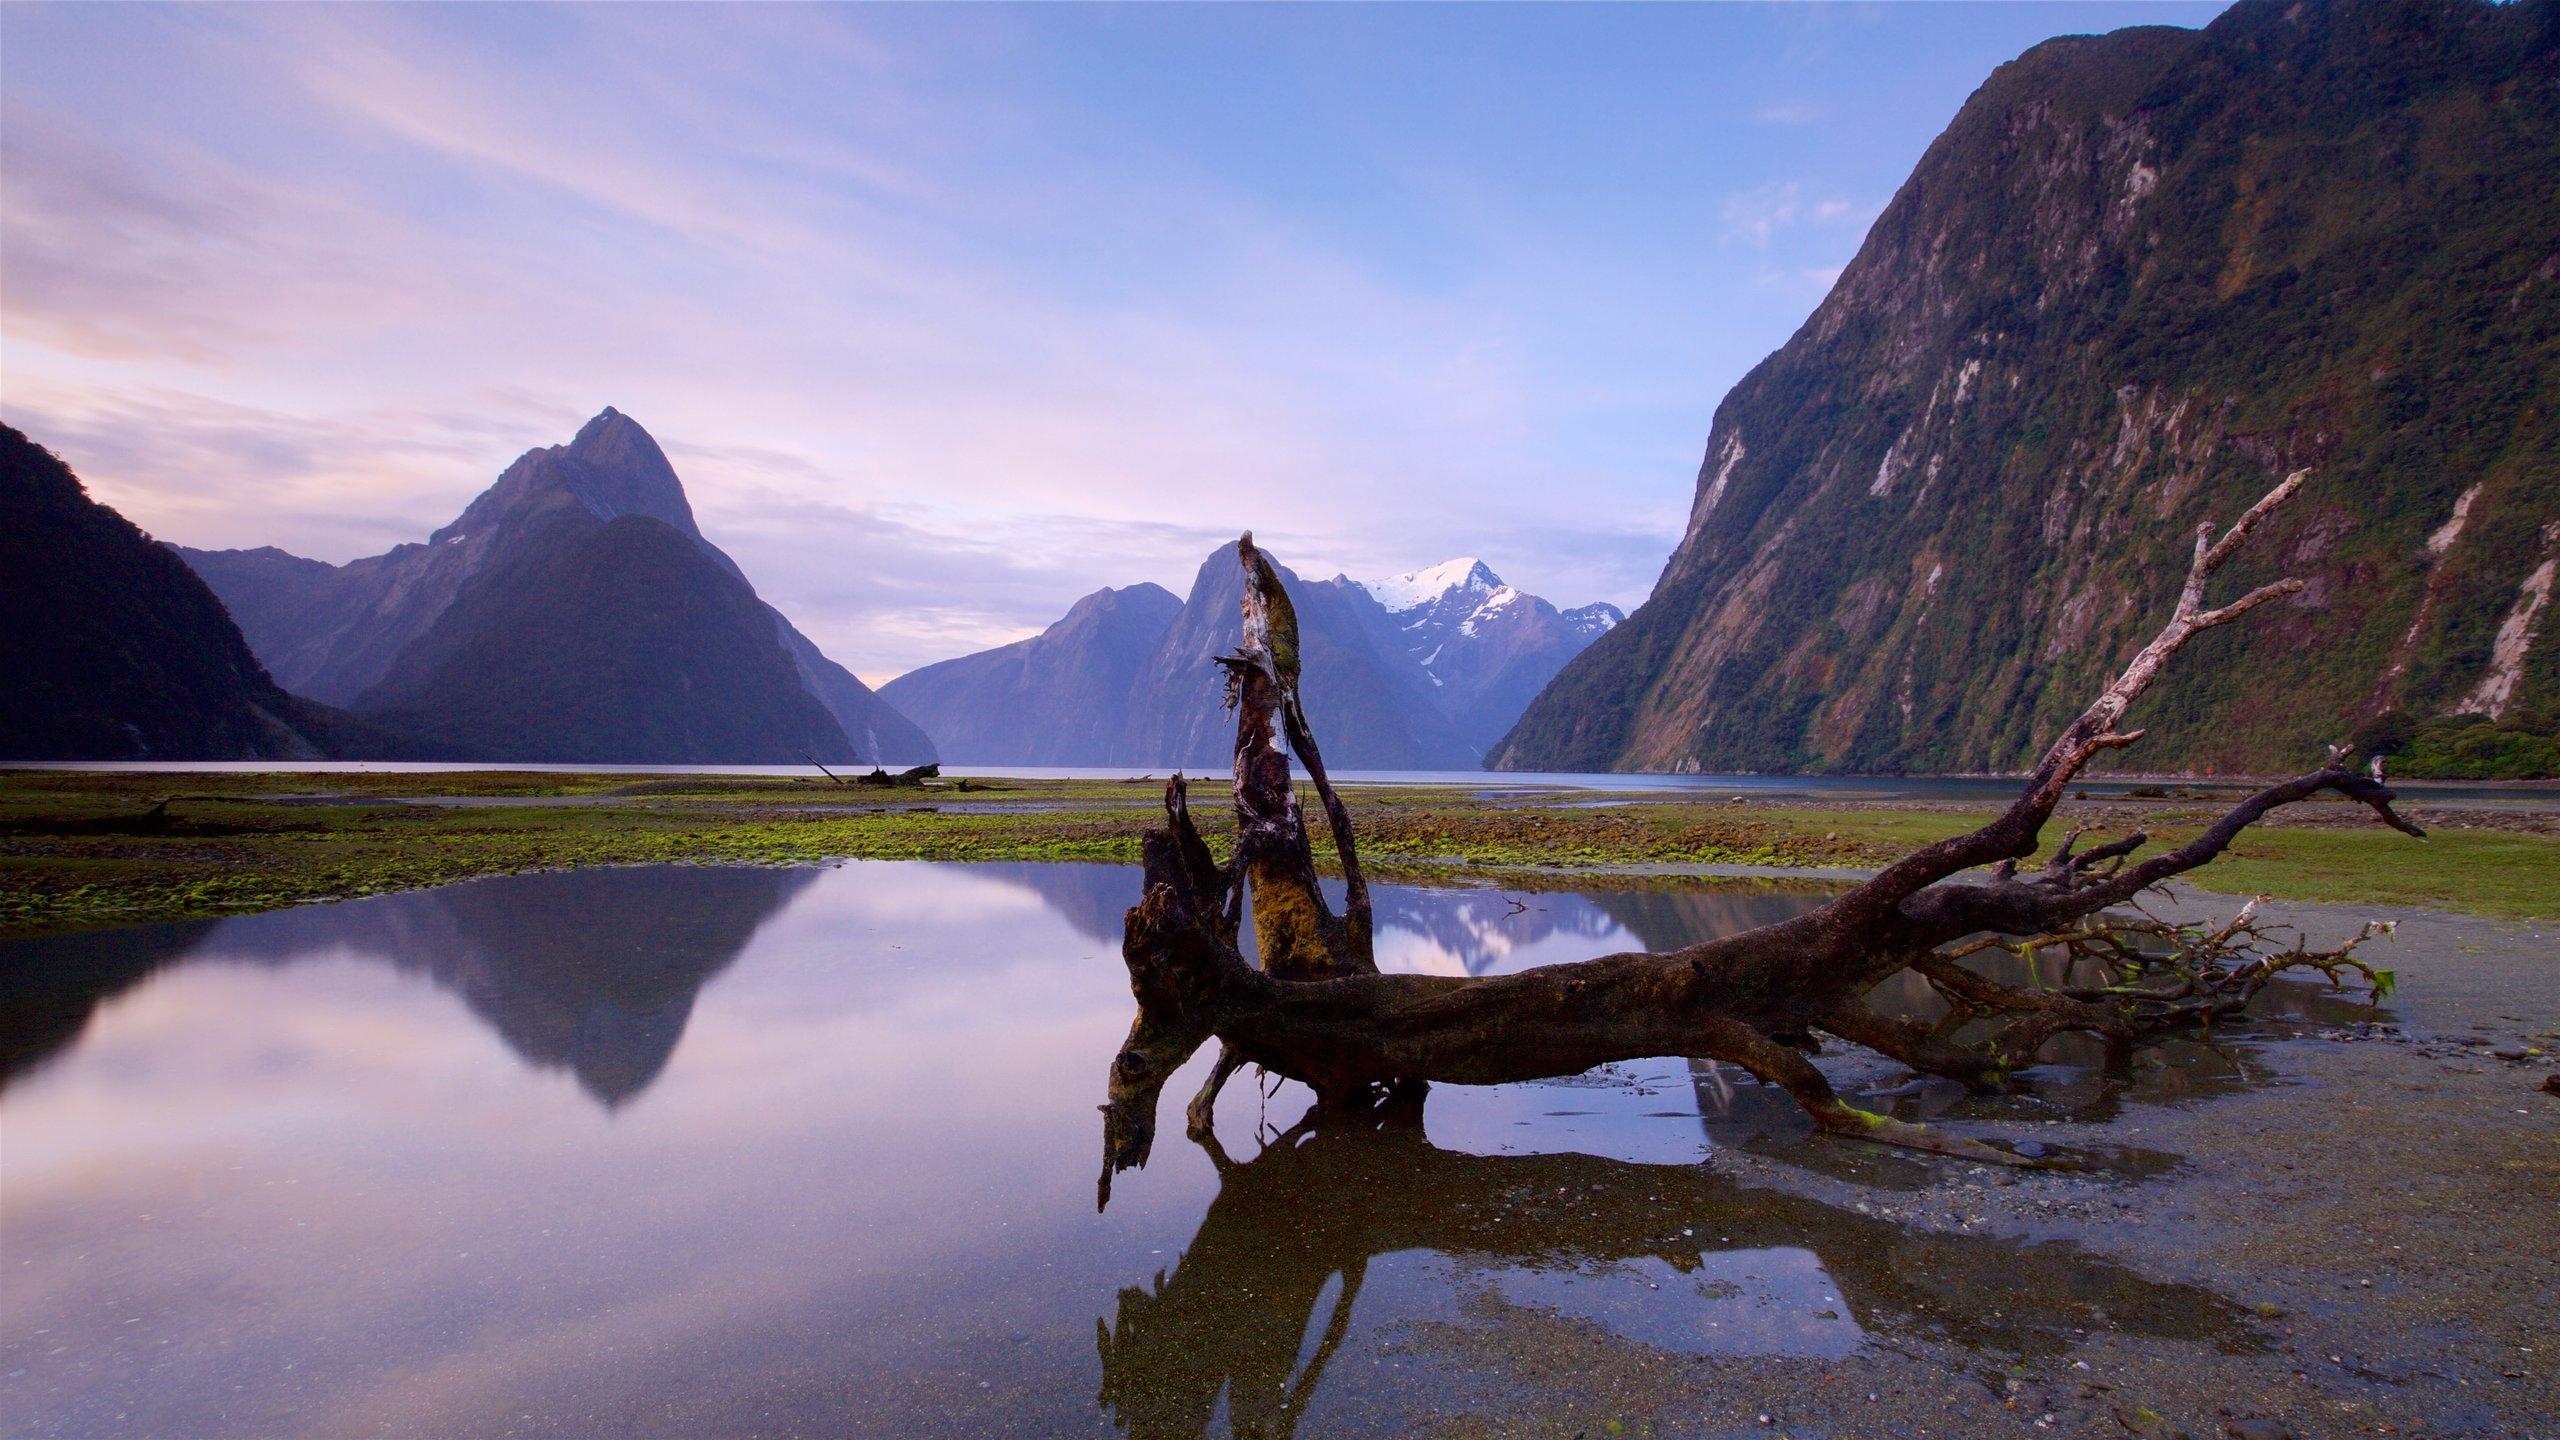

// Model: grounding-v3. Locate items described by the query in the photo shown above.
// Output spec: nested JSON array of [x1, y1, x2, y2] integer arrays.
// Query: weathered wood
[[1103, 485, 2424, 1192]]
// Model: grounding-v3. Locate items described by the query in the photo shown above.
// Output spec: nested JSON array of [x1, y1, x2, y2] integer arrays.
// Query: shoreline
[[2, 769, 2552, 938], [8, 759, 2556, 801]]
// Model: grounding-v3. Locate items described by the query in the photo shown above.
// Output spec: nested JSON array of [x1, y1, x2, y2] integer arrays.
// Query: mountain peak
[[1360, 558, 1502, 613], [435, 409, 700, 547]]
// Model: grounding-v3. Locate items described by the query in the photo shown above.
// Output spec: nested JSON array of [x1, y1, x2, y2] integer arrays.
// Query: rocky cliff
[[1496, 0, 2559, 776]]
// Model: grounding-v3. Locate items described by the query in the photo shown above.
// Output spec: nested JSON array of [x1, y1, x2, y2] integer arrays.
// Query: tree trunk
[[1102, 477, 2422, 1194]]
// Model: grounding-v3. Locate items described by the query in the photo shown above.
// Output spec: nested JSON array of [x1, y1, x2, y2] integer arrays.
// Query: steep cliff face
[[0, 425, 348, 760], [1496, 0, 2560, 775], [177, 408, 935, 764]]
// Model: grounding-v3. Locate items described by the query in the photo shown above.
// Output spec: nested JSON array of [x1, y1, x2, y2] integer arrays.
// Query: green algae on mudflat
[[1753, 804, 2556, 920], [0, 770, 2550, 934]]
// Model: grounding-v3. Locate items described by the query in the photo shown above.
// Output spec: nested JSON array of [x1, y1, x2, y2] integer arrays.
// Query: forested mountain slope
[[1496, 0, 2559, 776], [0, 426, 352, 760]]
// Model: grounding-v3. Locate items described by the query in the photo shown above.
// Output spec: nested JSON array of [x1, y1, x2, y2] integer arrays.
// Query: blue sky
[[0, 1, 2227, 680]]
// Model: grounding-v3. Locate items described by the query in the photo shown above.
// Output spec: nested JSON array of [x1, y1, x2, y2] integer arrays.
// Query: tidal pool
[[0, 862, 2270, 1437]]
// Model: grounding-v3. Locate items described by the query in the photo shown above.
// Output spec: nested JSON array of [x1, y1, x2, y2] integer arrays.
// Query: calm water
[[12, 760, 2554, 805], [1, 863, 2274, 1437]]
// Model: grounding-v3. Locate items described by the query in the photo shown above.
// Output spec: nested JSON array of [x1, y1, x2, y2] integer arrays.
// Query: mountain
[[1495, 0, 2560, 776], [0, 424, 357, 760], [1124, 546, 1481, 770], [1337, 559, 1622, 754], [878, 583, 1182, 764], [176, 409, 935, 765], [882, 547, 1617, 768], [350, 506, 854, 764]]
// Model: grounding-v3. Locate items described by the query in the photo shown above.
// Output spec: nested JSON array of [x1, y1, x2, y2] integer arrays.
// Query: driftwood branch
[[1102, 479, 2423, 1195]]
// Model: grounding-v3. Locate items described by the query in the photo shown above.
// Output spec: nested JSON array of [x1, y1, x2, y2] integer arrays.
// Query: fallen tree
[[1102, 474, 2423, 1193]]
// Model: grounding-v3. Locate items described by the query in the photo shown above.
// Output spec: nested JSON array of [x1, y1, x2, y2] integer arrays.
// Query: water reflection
[[945, 866, 1831, 978], [1096, 1112, 2258, 1440], [0, 921, 215, 1089], [0, 866, 815, 1105], [0, 862, 2304, 1439]]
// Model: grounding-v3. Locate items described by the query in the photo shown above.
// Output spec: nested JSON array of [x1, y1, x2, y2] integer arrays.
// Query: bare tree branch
[[1103, 473, 2422, 1190]]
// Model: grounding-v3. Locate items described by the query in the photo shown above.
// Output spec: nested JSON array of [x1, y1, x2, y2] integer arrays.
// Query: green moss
[[0, 771, 2547, 935], [2163, 826, 2556, 920]]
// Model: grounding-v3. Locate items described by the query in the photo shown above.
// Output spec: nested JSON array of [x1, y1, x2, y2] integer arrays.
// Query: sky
[[0, 1, 2229, 682]]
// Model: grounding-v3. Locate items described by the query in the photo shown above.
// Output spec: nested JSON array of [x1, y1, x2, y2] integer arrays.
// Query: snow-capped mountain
[[881, 548, 1621, 768], [1357, 557, 1505, 614], [1326, 558, 1624, 755]]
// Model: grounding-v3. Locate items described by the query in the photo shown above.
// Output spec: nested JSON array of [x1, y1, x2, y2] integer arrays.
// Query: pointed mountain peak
[[1360, 557, 1502, 613], [434, 408, 700, 546], [569, 405, 636, 449]]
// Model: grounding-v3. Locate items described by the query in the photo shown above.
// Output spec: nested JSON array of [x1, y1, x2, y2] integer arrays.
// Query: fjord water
[[1, 863, 2254, 1437], [19, 760, 2560, 807]]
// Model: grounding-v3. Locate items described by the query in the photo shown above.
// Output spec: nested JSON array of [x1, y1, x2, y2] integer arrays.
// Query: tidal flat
[[0, 769, 2552, 937], [0, 857, 2552, 1439]]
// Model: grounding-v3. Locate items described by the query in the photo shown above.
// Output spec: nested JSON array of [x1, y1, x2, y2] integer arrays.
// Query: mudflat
[[1, 769, 2552, 935], [1406, 891, 2558, 1439]]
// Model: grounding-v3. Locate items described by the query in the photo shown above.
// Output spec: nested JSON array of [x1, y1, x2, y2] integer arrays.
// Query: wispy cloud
[[1718, 181, 1875, 247], [2, 3, 2148, 677]]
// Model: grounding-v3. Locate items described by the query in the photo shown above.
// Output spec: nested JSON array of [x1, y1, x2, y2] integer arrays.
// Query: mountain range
[[1495, 0, 2560, 776], [881, 549, 1619, 769], [176, 409, 934, 765], [11, 0, 2553, 778], [1346, 559, 1624, 755]]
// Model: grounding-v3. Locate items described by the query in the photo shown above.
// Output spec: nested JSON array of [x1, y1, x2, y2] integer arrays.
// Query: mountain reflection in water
[[0, 861, 2289, 1438], [0, 865, 817, 1104], [963, 863, 1831, 978]]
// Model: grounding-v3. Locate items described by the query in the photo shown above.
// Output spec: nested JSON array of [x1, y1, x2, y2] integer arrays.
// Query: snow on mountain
[[877, 549, 1623, 768], [1325, 559, 1626, 756], [1564, 602, 1624, 638], [1359, 557, 1502, 614]]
